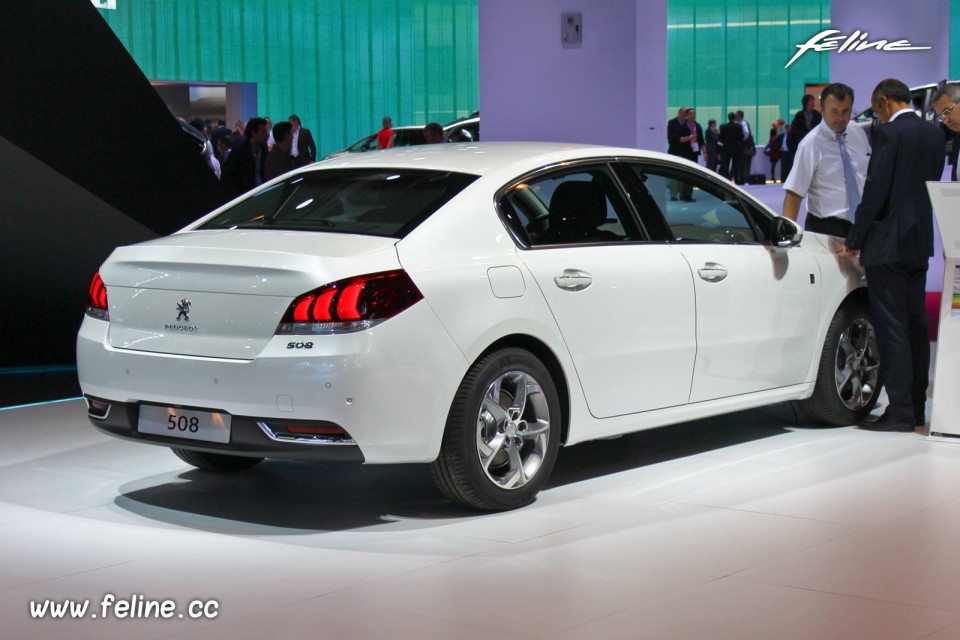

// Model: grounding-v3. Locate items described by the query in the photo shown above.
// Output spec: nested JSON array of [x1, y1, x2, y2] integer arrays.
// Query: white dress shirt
[[290, 129, 300, 158], [783, 118, 871, 221]]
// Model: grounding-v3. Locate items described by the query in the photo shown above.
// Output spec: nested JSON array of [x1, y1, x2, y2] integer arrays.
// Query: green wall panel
[[668, 0, 830, 145], [952, 0, 960, 79], [98, 0, 479, 157]]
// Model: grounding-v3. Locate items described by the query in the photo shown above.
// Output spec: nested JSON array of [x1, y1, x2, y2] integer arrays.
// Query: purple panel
[[479, 0, 666, 150], [829, 0, 950, 114]]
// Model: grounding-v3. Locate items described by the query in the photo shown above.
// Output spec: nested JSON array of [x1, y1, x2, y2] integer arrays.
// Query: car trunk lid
[[100, 230, 400, 359]]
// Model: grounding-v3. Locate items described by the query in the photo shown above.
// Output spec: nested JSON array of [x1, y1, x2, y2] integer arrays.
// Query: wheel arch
[[474, 334, 571, 445], [840, 285, 870, 311]]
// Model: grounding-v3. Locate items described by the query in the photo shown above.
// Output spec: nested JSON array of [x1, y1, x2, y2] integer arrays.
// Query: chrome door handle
[[697, 262, 728, 282], [554, 269, 592, 291]]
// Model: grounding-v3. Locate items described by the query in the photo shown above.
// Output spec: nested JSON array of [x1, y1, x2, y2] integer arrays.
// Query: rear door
[[500, 162, 697, 419]]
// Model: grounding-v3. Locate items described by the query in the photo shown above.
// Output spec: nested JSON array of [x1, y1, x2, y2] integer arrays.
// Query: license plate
[[138, 405, 231, 444]]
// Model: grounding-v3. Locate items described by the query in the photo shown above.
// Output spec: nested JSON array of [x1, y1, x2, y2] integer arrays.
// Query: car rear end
[[77, 167, 477, 464]]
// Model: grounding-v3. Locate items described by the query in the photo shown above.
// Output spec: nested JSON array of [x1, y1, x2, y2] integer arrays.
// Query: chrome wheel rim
[[834, 317, 880, 411], [475, 370, 551, 490]]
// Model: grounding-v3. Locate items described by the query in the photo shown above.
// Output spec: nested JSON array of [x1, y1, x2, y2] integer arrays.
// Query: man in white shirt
[[782, 83, 871, 237]]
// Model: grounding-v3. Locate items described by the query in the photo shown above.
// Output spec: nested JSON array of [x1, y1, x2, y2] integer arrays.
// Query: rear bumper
[[77, 301, 468, 463], [86, 396, 365, 462]]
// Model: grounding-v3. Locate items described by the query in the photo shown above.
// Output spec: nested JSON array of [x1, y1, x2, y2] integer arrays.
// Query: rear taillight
[[86, 272, 109, 320], [277, 269, 423, 335]]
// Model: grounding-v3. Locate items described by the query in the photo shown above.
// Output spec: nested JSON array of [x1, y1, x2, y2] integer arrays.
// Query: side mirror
[[771, 216, 802, 247]]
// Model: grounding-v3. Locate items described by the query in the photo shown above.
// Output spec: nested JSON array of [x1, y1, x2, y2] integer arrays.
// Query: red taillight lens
[[278, 270, 423, 334], [85, 272, 109, 320]]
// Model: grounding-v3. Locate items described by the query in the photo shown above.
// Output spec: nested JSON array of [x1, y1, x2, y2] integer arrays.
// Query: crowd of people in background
[[668, 107, 756, 185], [183, 114, 319, 199], [188, 114, 452, 199]]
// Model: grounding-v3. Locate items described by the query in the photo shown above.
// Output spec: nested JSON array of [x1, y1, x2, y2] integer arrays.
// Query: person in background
[[264, 121, 294, 181], [778, 124, 793, 181], [265, 117, 275, 151], [677, 107, 704, 200], [735, 110, 754, 185], [377, 116, 395, 149], [719, 112, 742, 183], [704, 118, 720, 173], [836, 79, 947, 432], [232, 119, 246, 149], [288, 115, 317, 167], [423, 122, 444, 144], [666, 107, 688, 198], [782, 83, 869, 237], [786, 94, 822, 182], [190, 118, 220, 180], [666, 107, 687, 157], [765, 121, 782, 183], [931, 82, 960, 181], [210, 120, 231, 161], [217, 135, 233, 166], [222, 117, 269, 198]]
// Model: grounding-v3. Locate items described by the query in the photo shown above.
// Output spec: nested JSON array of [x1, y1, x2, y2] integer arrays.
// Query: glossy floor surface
[[3, 392, 960, 639]]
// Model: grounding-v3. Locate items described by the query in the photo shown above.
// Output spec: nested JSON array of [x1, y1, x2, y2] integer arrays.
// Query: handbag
[[743, 134, 757, 157]]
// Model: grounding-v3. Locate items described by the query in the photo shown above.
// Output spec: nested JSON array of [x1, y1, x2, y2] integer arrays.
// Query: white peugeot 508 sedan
[[78, 142, 879, 511]]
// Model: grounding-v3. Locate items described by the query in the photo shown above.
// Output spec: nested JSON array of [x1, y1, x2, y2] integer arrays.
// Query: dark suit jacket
[[845, 112, 946, 267], [666, 117, 686, 156], [788, 109, 822, 152], [705, 127, 719, 154], [719, 121, 741, 154], [294, 127, 316, 167], [221, 138, 268, 199]]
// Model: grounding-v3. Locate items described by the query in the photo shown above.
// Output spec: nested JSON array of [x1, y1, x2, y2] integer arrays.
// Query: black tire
[[797, 301, 881, 425], [431, 348, 562, 511], [171, 448, 264, 472]]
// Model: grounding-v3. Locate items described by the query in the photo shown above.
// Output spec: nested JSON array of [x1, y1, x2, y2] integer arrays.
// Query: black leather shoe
[[858, 412, 916, 432]]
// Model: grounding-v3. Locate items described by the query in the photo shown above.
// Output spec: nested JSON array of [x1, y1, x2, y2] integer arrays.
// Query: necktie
[[836, 132, 860, 220]]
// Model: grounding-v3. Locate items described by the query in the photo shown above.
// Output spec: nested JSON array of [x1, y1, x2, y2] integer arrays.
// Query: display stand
[[927, 182, 960, 439]]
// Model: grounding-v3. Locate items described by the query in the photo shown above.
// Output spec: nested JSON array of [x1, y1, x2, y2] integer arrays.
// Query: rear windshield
[[198, 169, 478, 238]]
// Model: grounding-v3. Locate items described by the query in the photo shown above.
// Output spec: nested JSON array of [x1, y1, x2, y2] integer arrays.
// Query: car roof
[[309, 141, 685, 177]]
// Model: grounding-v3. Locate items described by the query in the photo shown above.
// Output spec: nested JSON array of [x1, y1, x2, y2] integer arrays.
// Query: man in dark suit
[[718, 112, 742, 182], [666, 107, 687, 199], [675, 108, 705, 200], [786, 95, 822, 181], [705, 119, 720, 173], [666, 107, 687, 156], [221, 117, 269, 200], [837, 79, 947, 431], [288, 114, 316, 168]]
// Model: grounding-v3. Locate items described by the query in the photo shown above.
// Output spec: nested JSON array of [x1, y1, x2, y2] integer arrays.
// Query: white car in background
[[78, 142, 878, 511]]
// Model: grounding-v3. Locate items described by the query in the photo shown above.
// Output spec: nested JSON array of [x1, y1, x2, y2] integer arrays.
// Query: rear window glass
[[198, 169, 478, 238]]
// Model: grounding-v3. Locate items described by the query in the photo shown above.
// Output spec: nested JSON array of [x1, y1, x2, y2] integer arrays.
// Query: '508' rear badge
[[165, 299, 200, 333]]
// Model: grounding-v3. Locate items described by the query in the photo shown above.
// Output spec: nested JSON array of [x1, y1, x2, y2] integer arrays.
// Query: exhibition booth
[[2, 1, 960, 638]]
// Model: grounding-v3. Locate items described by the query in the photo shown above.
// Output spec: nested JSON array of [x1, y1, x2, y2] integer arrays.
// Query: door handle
[[554, 269, 592, 291], [697, 262, 728, 282]]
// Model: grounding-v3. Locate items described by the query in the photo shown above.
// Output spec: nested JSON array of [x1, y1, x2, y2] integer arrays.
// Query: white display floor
[[3, 390, 960, 639]]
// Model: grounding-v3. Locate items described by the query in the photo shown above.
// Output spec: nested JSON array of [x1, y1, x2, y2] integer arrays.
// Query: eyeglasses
[[936, 100, 960, 123]]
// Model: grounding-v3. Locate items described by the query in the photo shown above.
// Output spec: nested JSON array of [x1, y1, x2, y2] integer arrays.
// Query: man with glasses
[[932, 82, 960, 181], [836, 79, 946, 432]]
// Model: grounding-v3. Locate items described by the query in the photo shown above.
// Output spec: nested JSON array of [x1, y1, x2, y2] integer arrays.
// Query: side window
[[499, 165, 641, 247], [626, 164, 759, 244]]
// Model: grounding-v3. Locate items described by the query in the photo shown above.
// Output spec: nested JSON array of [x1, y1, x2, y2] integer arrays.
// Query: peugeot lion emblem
[[176, 299, 191, 322]]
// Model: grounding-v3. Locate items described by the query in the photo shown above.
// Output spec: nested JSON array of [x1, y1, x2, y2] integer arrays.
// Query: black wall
[[1, 1, 228, 366]]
